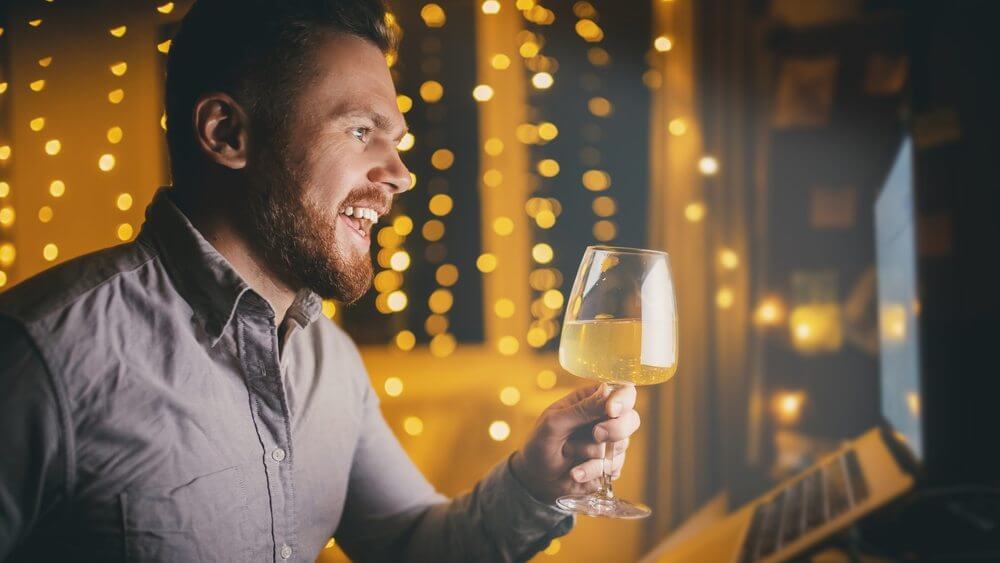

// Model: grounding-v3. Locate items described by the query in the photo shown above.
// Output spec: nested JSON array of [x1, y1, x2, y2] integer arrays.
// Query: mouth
[[337, 205, 382, 244]]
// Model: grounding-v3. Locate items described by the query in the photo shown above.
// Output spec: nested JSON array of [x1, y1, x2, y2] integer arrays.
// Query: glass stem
[[596, 382, 622, 500]]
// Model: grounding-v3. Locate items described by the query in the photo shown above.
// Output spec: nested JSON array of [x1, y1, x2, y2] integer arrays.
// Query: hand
[[511, 382, 640, 505]]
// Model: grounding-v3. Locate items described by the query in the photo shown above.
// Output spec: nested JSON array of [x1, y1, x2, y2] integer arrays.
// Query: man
[[0, 0, 641, 561]]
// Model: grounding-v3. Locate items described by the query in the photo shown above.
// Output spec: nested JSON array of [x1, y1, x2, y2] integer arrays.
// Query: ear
[[192, 92, 249, 171]]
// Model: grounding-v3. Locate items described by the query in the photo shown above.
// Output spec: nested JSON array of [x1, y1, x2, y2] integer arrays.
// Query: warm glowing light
[[428, 289, 454, 314], [29, 79, 45, 92], [29, 117, 45, 131], [161, 113, 167, 131], [490, 54, 511, 70], [880, 304, 908, 343], [483, 169, 503, 187], [430, 149, 455, 170], [587, 47, 610, 67], [116, 223, 134, 241], [396, 94, 413, 113], [537, 122, 559, 141], [790, 304, 843, 353], [593, 220, 617, 241], [420, 80, 444, 103], [699, 155, 720, 176], [716, 287, 735, 309], [526, 327, 547, 348], [754, 297, 786, 326], [429, 333, 457, 357], [0, 243, 15, 267], [544, 539, 562, 555], [532, 243, 554, 264], [515, 123, 539, 144], [542, 289, 564, 310], [42, 243, 58, 262], [535, 210, 556, 229], [492, 216, 514, 236], [28, 19, 43, 28], [592, 196, 616, 217], [536, 369, 557, 389], [384, 377, 404, 397], [588, 97, 612, 117], [374, 270, 402, 292], [582, 169, 611, 191], [38, 57, 52, 68], [482, 0, 501, 14], [157, 39, 172, 54], [575, 19, 604, 42], [719, 248, 739, 270], [428, 194, 453, 216], [0, 182, 9, 198], [477, 253, 498, 273], [494, 298, 515, 318], [519, 41, 540, 59], [654, 35, 673, 52], [99, 154, 116, 172], [668, 118, 688, 136], [116, 193, 133, 211], [684, 202, 706, 222], [387, 290, 408, 312], [110, 62, 128, 76], [44, 140, 61, 156], [773, 391, 805, 424], [435, 264, 459, 287], [0, 82, 6, 94], [49, 180, 65, 197], [420, 4, 446, 28], [397, 132, 415, 151], [484, 138, 504, 156], [537, 159, 560, 177], [322, 300, 337, 319], [38, 206, 53, 223], [489, 420, 511, 441], [108, 89, 125, 104], [156, 2, 175, 14], [472, 84, 495, 102], [531, 72, 554, 90], [422, 219, 445, 242], [389, 250, 411, 272], [395, 330, 416, 351], [499, 386, 521, 406], [0, 146, 8, 161], [107, 126, 123, 144], [0, 271, 6, 288], [907, 391, 920, 417], [0, 207, 14, 227], [498, 336, 519, 355], [403, 416, 424, 436], [393, 215, 413, 236]]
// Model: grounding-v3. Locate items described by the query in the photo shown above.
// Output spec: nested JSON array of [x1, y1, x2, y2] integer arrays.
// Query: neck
[[174, 185, 298, 325]]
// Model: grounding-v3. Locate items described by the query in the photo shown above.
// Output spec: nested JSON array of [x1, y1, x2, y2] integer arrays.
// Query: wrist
[[510, 450, 555, 505]]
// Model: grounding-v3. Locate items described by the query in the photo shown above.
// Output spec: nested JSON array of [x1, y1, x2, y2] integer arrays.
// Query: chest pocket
[[120, 465, 253, 562]]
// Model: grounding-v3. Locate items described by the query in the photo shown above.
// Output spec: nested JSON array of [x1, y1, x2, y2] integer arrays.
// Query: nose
[[368, 143, 412, 195]]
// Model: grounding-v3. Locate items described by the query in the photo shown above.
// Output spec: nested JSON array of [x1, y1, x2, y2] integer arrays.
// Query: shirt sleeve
[[334, 374, 575, 562], [0, 316, 71, 560]]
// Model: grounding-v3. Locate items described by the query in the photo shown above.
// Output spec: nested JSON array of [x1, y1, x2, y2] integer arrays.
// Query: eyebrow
[[339, 105, 409, 142]]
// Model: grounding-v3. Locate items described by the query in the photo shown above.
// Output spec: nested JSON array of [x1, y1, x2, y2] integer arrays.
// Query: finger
[[562, 436, 630, 461], [543, 383, 612, 437], [605, 384, 637, 418], [570, 451, 626, 483], [592, 409, 641, 443], [548, 382, 603, 411]]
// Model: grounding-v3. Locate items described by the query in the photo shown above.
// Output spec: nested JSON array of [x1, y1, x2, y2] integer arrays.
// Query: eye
[[350, 126, 372, 143]]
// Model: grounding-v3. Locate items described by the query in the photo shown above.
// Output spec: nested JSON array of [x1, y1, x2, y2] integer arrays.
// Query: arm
[[0, 316, 70, 559]]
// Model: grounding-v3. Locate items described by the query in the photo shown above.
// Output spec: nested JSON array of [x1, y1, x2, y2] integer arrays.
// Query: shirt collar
[[138, 187, 323, 346]]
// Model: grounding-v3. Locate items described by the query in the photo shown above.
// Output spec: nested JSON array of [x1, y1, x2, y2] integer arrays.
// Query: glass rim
[[587, 245, 669, 257]]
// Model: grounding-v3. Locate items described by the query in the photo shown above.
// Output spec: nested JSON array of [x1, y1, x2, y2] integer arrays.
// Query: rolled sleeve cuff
[[478, 453, 575, 561]]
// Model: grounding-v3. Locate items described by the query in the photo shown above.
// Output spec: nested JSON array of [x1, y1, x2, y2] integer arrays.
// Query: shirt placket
[[237, 296, 299, 562]]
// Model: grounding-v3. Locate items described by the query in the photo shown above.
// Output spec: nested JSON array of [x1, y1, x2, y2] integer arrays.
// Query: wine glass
[[556, 245, 678, 519]]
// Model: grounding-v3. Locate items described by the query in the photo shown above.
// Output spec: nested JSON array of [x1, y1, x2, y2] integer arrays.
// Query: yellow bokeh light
[[0, 82, 6, 94], [389, 250, 411, 272], [322, 300, 337, 319], [490, 54, 511, 70], [374, 270, 403, 293], [420, 3, 446, 27], [428, 194, 453, 216], [654, 35, 674, 52], [384, 377, 404, 397], [420, 80, 444, 103], [575, 19, 604, 42], [587, 47, 610, 66], [519, 41, 540, 59], [387, 290, 408, 312], [483, 169, 503, 187], [161, 113, 167, 131], [38, 57, 52, 68], [430, 149, 455, 170], [719, 248, 739, 270], [421, 219, 445, 242], [489, 420, 511, 441], [544, 539, 562, 555], [29, 79, 45, 92], [668, 118, 688, 136], [403, 416, 424, 436], [535, 210, 556, 229], [397, 132, 415, 151], [430, 333, 457, 357], [395, 330, 416, 351], [110, 62, 128, 76], [472, 84, 495, 102], [537, 159, 560, 177], [754, 297, 786, 327], [28, 19, 42, 28], [116, 223, 134, 241], [436, 264, 459, 287], [110, 26, 128, 38], [531, 72, 554, 90], [0, 271, 6, 288], [498, 336, 519, 355], [532, 243, 554, 264], [477, 253, 498, 273], [44, 140, 61, 156], [588, 97, 613, 117], [526, 327, 547, 348], [29, 117, 45, 132], [0, 207, 15, 227], [156, 2, 175, 14], [515, 123, 539, 144], [537, 122, 559, 140], [484, 138, 504, 156], [684, 202, 706, 222], [0, 181, 9, 198], [428, 289, 454, 314], [499, 386, 520, 406], [393, 215, 414, 236], [699, 156, 720, 176], [396, 94, 413, 113], [582, 169, 611, 191], [494, 298, 515, 318], [773, 391, 805, 425], [716, 287, 735, 309], [38, 206, 53, 223], [48, 180, 65, 197], [43, 243, 58, 262], [593, 220, 617, 241], [492, 216, 514, 236], [0, 243, 16, 267], [0, 146, 9, 161], [542, 289, 564, 310], [593, 196, 616, 217], [157, 39, 172, 54], [99, 153, 116, 172], [107, 126, 123, 144], [116, 192, 133, 211], [108, 89, 125, 104], [482, 0, 501, 14]]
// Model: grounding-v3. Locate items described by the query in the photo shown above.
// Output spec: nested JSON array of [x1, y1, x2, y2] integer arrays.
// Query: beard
[[241, 135, 373, 304]]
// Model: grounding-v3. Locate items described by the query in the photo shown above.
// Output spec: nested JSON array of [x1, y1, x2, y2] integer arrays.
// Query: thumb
[[546, 382, 612, 437]]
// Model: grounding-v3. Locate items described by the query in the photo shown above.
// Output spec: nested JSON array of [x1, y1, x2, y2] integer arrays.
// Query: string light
[[397, 132, 415, 151], [472, 84, 495, 102], [488, 420, 511, 441], [429, 333, 456, 357], [419, 80, 444, 102], [668, 118, 687, 136], [588, 97, 612, 117], [698, 155, 719, 176], [109, 25, 127, 38], [395, 330, 416, 351], [116, 223, 134, 241], [490, 54, 511, 70], [403, 416, 424, 436], [494, 298, 515, 318], [653, 35, 673, 52], [42, 243, 58, 262], [29, 117, 45, 132], [44, 140, 61, 155], [108, 88, 124, 104], [107, 126, 123, 144], [49, 180, 65, 197], [420, 4, 446, 28], [321, 300, 337, 319], [537, 159, 560, 177], [157, 39, 172, 54], [718, 248, 739, 269], [396, 94, 413, 113], [483, 169, 503, 187], [156, 2, 175, 14], [37, 56, 52, 68], [98, 154, 116, 171], [499, 386, 520, 406], [531, 72, 554, 90], [384, 377, 404, 397], [543, 539, 562, 555], [531, 243, 554, 264], [482, 0, 501, 15], [38, 206, 53, 223], [582, 169, 611, 191], [684, 202, 706, 222]]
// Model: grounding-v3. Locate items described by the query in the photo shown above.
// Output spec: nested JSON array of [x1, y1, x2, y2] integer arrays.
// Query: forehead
[[306, 33, 400, 120]]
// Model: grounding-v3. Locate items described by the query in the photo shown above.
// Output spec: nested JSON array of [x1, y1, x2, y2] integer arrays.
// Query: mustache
[[340, 184, 392, 215]]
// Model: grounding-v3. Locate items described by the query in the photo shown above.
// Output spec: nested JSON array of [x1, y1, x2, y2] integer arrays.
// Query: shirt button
[[272, 448, 286, 462], [280, 543, 292, 559]]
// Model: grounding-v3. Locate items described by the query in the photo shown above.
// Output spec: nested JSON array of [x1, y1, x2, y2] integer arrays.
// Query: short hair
[[164, 0, 396, 183]]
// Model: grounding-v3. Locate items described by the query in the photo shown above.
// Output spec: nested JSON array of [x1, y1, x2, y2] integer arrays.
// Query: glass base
[[555, 493, 651, 519]]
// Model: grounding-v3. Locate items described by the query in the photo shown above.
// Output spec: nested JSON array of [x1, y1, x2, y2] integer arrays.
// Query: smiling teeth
[[340, 206, 380, 233]]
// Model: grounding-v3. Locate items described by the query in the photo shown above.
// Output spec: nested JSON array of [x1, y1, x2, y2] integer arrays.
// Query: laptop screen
[[874, 137, 923, 461]]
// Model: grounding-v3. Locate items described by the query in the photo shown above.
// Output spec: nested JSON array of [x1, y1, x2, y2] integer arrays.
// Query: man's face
[[243, 33, 410, 303]]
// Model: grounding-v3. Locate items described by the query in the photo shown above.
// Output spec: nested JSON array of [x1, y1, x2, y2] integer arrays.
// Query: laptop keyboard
[[739, 449, 869, 562]]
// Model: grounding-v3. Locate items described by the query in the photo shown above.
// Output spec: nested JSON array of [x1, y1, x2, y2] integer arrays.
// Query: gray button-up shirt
[[0, 189, 574, 562]]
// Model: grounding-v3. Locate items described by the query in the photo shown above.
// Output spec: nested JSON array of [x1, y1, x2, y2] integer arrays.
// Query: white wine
[[559, 318, 677, 386]]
